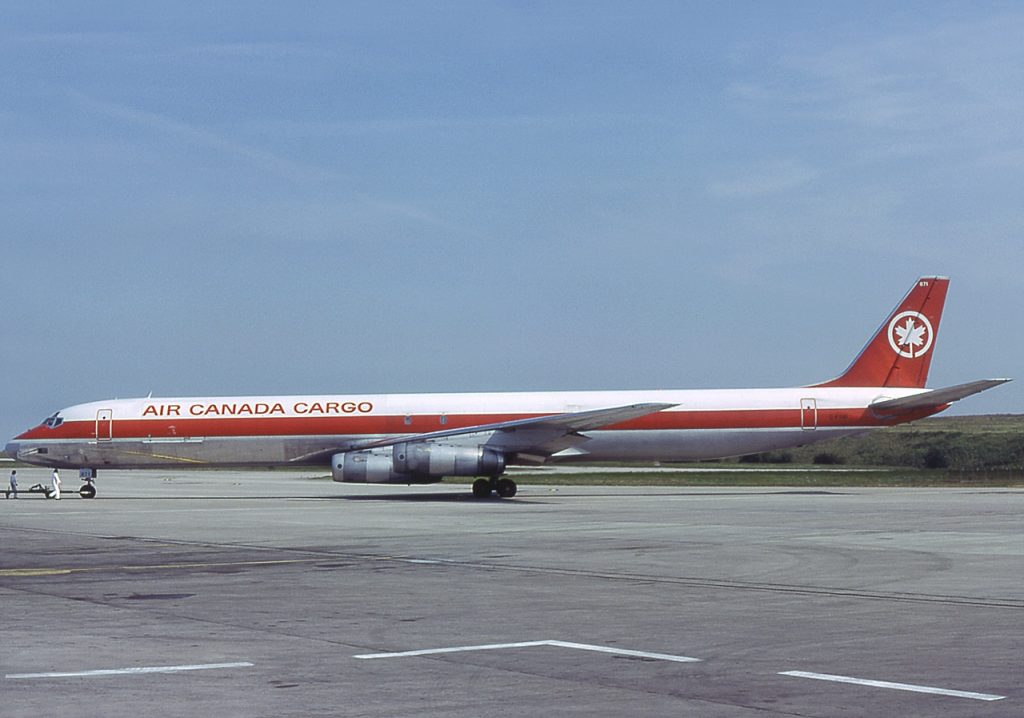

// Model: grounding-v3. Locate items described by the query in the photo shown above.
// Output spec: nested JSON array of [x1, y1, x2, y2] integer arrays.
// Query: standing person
[[51, 468, 61, 500], [7, 470, 16, 499]]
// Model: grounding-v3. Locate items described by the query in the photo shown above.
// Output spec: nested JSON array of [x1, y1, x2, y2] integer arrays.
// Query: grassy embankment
[[471, 414, 1024, 488]]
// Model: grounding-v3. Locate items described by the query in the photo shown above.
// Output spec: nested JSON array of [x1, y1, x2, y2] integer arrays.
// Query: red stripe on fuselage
[[15, 406, 939, 442]]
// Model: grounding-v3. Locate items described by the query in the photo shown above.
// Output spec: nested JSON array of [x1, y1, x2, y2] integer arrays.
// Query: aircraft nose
[[4, 441, 19, 459]]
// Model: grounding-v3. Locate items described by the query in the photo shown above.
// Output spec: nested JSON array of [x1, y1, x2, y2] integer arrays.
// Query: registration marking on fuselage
[[353, 639, 700, 663], [779, 670, 1005, 701], [6, 662, 254, 679]]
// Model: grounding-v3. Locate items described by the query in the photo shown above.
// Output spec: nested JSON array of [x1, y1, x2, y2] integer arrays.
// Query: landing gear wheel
[[495, 478, 517, 498], [472, 478, 493, 498], [79, 484, 97, 499]]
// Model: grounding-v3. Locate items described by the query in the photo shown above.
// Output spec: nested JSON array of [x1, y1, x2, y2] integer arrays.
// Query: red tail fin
[[815, 276, 949, 388]]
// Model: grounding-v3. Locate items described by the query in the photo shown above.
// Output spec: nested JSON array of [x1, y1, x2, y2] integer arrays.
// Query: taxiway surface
[[2, 469, 1021, 717]]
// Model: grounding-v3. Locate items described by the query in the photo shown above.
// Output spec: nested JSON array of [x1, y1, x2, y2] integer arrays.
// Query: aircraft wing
[[346, 402, 677, 459], [870, 378, 1011, 414]]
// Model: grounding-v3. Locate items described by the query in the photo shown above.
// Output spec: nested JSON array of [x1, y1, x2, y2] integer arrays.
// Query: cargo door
[[96, 409, 113, 442], [800, 399, 817, 430]]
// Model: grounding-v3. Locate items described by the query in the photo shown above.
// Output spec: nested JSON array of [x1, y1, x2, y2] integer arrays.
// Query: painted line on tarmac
[[0, 558, 321, 578], [0, 567, 74, 576], [779, 670, 1005, 701], [354, 639, 700, 663], [545, 640, 701, 663], [6, 662, 254, 679]]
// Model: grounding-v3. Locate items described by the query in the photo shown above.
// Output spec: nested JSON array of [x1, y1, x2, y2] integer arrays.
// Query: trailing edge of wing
[[870, 378, 1011, 414], [510, 402, 678, 433], [350, 402, 678, 451]]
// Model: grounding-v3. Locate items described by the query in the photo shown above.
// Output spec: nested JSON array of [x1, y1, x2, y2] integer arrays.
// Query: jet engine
[[331, 443, 505, 484]]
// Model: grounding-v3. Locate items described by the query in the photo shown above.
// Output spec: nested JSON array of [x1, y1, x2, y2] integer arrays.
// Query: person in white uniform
[[51, 468, 61, 500]]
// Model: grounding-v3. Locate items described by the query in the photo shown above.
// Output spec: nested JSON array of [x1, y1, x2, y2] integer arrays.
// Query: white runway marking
[[6, 662, 254, 679], [780, 671, 1005, 701], [354, 639, 700, 663], [545, 640, 701, 663]]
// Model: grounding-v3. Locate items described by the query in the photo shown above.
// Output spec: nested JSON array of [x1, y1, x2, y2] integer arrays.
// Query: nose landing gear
[[79, 468, 97, 498]]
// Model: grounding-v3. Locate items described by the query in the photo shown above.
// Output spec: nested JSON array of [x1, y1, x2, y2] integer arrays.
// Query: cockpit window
[[43, 412, 64, 429]]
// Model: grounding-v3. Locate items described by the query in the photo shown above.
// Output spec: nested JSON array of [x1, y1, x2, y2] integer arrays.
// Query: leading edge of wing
[[870, 378, 1011, 414], [349, 402, 678, 451]]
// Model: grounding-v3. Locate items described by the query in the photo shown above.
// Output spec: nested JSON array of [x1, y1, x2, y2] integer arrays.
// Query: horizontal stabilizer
[[870, 379, 1011, 414]]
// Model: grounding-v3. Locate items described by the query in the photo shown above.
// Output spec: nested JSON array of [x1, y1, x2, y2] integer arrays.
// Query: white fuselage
[[7, 386, 935, 470]]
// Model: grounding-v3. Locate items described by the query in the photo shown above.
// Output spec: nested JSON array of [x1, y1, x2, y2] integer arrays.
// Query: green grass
[[467, 414, 1024, 487], [765, 414, 1024, 470]]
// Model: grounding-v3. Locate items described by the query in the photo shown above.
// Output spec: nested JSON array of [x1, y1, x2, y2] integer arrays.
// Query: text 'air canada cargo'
[[5, 277, 1010, 499]]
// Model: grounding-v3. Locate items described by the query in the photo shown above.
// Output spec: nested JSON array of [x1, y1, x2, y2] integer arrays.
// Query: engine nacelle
[[332, 443, 505, 484], [392, 442, 505, 477], [332, 448, 405, 483]]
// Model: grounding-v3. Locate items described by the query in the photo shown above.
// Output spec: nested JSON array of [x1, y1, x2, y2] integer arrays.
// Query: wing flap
[[350, 402, 677, 453], [870, 379, 1011, 414]]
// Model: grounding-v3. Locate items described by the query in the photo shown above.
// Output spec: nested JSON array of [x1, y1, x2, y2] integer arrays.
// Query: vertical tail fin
[[815, 276, 949, 388]]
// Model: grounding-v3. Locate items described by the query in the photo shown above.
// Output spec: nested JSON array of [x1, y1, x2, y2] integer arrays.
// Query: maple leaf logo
[[887, 311, 934, 358], [894, 317, 927, 349]]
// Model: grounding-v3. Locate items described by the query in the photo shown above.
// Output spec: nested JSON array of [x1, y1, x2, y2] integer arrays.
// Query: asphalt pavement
[[2, 468, 1020, 717]]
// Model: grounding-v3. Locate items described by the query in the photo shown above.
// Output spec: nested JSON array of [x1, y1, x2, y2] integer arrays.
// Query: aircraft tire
[[79, 484, 97, 499], [495, 478, 517, 498], [472, 478, 493, 498]]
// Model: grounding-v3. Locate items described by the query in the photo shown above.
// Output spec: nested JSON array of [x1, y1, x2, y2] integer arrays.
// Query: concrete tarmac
[[1, 468, 1021, 717]]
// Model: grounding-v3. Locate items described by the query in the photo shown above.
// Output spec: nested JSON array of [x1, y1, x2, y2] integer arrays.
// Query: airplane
[[4, 276, 1010, 499]]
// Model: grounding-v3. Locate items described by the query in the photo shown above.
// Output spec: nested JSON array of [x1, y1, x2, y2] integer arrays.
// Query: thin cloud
[[181, 41, 330, 60], [67, 90, 345, 185], [64, 91, 469, 239], [249, 113, 674, 138], [7, 31, 145, 48], [708, 160, 819, 199], [730, 11, 1024, 141]]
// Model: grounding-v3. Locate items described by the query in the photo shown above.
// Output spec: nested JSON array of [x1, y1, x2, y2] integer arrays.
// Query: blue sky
[[1, 2, 1021, 440]]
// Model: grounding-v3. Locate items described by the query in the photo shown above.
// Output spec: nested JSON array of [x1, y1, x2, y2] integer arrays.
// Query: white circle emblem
[[887, 311, 933, 358]]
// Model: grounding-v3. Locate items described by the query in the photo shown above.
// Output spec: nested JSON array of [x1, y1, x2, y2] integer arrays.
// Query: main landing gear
[[471, 476, 517, 499]]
